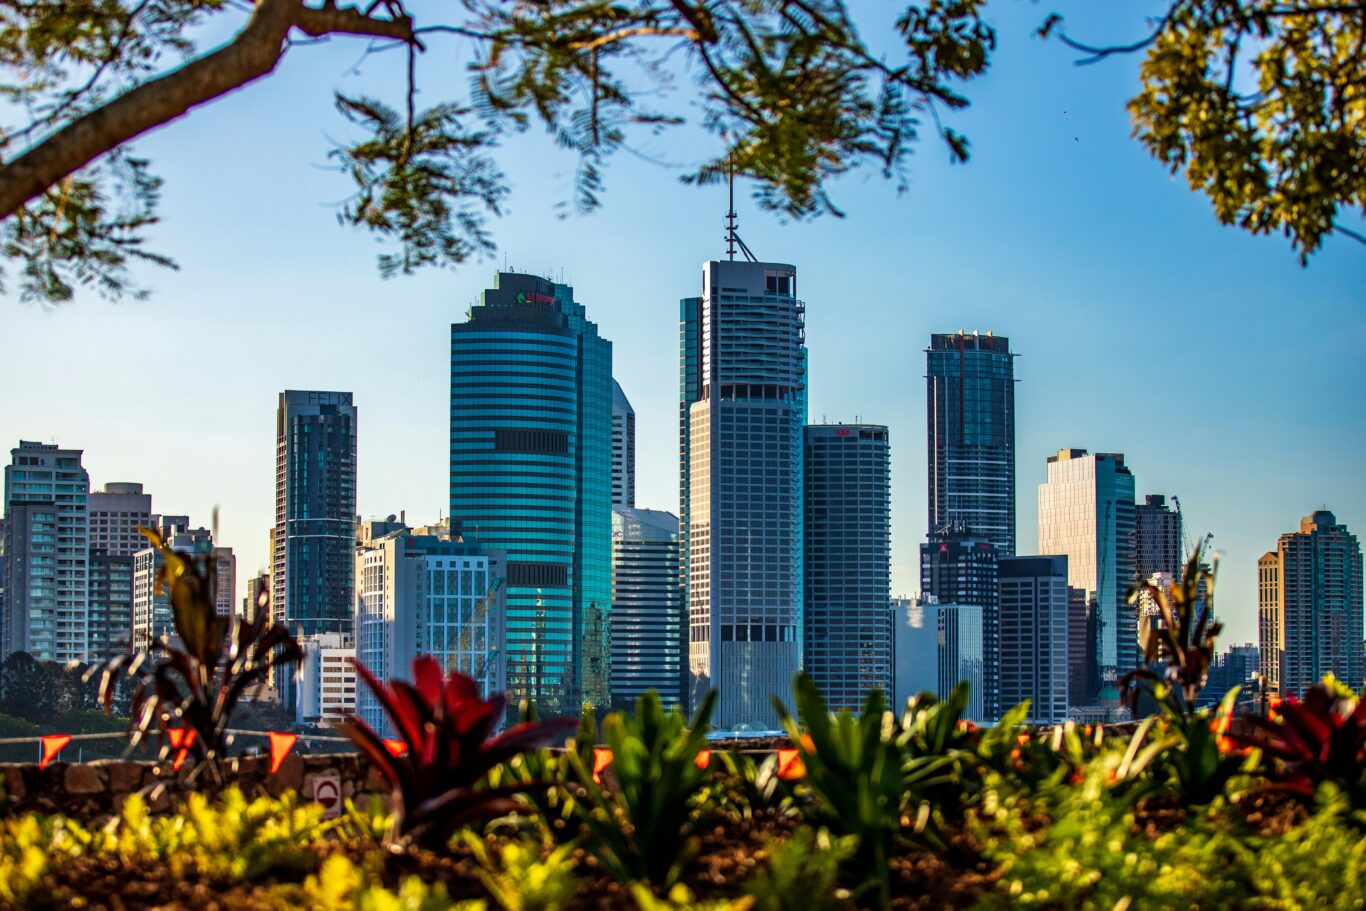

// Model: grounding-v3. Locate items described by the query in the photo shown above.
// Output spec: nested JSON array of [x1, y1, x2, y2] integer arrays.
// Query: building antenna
[[725, 160, 757, 263]]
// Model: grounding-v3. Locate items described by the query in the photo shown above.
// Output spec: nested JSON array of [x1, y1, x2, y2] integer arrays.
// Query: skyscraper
[[926, 332, 1015, 555], [610, 507, 683, 710], [272, 391, 357, 641], [89, 482, 155, 557], [2, 441, 90, 661], [1135, 494, 1183, 580], [450, 273, 612, 714], [681, 258, 806, 730], [920, 528, 999, 717], [998, 555, 1071, 723], [1260, 511, 1363, 696], [804, 424, 892, 711], [213, 547, 236, 617], [1257, 550, 1283, 692], [1038, 449, 1137, 704], [611, 380, 636, 509]]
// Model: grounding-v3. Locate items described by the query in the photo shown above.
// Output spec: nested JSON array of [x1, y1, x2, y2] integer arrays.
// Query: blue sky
[[4, 1, 1363, 646]]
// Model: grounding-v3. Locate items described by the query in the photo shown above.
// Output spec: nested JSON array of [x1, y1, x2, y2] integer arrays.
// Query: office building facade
[[450, 273, 611, 714], [2, 442, 90, 661], [681, 259, 806, 729], [920, 529, 999, 717], [1261, 511, 1363, 696], [803, 424, 892, 711], [296, 632, 356, 726], [87, 552, 134, 657], [610, 507, 683, 710], [1257, 550, 1283, 692], [938, 603, 986, 722], [273, 391, 358, 644], [1135, 494, 1183, 580], [132, 525, 213, 650], [1038, 449, 1137, 702], [611, 380, 636, 508], [998, 555, 1071, 723], [926, 332, 1015, 555]]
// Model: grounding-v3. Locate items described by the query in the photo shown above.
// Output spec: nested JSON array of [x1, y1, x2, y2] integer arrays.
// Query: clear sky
[[4, 1, 1363, 647]]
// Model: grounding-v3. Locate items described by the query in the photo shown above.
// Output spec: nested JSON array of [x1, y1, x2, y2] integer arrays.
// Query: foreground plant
[[1123, 550, 1221, 713], [341, 656, 576, 846], [91, 530, 301, 783]]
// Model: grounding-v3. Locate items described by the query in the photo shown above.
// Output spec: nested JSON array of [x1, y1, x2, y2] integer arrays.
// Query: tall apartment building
[[1038, 449, 1137, 703], [998, 555, 1071, 724], [920, 528, 999, 717], [88, 553, 134, 658], [132, 524, 213, 650], [354, 521, 507, 732], [681, 258, 806, 729], [88, 483, 155, 557], [610, 507, 683, 710], [213, 547, 236, 617], [926, 332, 1015, 555], [2, 442, 90, 661], [450, 272, 612, 715], [803, 424, 892, 711], [273, 390, 358, 699], [1257, 551, 1283, 692], [611, 380, 636, 508], [1259, 511, 1363, 696], [1135, 494, 1183, 580]]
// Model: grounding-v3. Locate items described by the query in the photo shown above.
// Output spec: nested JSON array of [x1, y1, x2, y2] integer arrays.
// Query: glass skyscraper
[[920, 528, 1000, 718], [1038, 449, 1137, 703], [803, 424, 892, 712], [681, 259, 806, 730], [610, 507, 683, 710], [926, 332, 1015, 555], [450, 272, 612, 714]]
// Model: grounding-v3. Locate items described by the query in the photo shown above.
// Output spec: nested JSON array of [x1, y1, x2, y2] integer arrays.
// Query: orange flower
[[1016, 733, 1031, 746]]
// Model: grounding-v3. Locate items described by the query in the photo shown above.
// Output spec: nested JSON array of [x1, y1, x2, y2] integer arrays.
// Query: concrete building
[[87, 552, 134, 657], [132, 524, 213, 650], [296, 632, 356, 726], [88, 483, 155, 558], [803, 424, 893, 711], [681, 258, 806, 730], [354, 521, 507, 733], [1257, 550, 1283, 692], [2, 442, 90, 661], [1038, 449, 1137, 704], [926, 332, 1015, 556], [611, 380, 636, 509], [450, 273, 612, 715], [273, 391, 357, 702], [920, 528, 999, 717], [1135, 494, 1183, 581], [610, 507, 683, 710], [243, 572, 269, 624], [1260, 511, 1363, 696], [998, 555, 1071, 724], [213, 547, 236, 618]]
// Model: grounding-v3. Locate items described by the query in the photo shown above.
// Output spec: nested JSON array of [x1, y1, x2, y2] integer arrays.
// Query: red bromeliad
[[341, 655, 576, 845], [1228, 681, 1366, 804]]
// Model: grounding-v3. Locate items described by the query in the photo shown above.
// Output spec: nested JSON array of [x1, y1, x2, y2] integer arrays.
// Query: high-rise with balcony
[[611, 380, 636, 508], [273, 391, 357, 705], [1038, 449, 1137, 703], [2, 441, 90, 661], [1260, 511, 1363, 696], [926, 332, 1015, 555], [681, 258, 806, 730], [1135, 494, 1183, 580], [804, 424, 892, 711], [450, 273, 612, 714], [610, 507, 683, 710]]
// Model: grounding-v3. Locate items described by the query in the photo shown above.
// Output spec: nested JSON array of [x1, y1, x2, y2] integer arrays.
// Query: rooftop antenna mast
[[725, 160, 757, 263]]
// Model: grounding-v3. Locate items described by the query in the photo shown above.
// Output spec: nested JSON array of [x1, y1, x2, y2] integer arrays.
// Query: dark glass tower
[[803, 424, 892, 711], [610, 507, 683, 710], [1135, 494, 1183, 580], [450, 273, 613, 714], [273, 391, 358, 655], [681, 259, 806, 730], [920, 528, 1000, 718], [926, 332, 1015, 555]]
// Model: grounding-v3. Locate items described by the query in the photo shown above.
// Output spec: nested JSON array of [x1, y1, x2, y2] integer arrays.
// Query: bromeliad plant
[[1123, 550, 1221, 714], [91, 528, 302, 783], [1229, 677, 1366, 809], [341, 656, 576, 847]]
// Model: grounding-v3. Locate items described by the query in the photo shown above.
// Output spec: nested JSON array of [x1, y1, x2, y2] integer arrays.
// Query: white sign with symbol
[[313, 776, 342, 818]]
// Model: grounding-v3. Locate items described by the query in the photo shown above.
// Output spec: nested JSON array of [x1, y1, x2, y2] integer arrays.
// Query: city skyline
[[2, 5, 1362, 650]]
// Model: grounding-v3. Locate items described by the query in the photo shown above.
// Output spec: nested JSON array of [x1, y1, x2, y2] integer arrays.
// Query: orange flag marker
[[39, 735, 72, 770], [694, 749, 711, 770], [382, 739, 408, 757], [776, 748, 806, 781], [268, 732, 298, 774], [592, 747, 613, 783], [167, 728, 198, 772]]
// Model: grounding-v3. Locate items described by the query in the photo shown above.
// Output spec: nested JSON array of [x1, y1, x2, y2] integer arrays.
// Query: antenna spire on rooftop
[[724, 159, 757, 263]]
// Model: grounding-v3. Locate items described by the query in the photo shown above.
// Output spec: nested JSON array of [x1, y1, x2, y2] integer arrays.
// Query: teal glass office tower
[[450, 273, 613, 714]]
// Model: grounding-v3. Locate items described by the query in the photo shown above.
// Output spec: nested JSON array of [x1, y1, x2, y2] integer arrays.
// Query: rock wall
[[0, 752, 387, 821]]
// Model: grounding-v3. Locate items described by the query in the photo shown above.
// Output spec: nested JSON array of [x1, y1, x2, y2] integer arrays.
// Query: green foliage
[[300, 853, 487, 911], [462, 833, 577, 911], [1246, 794, 1366, 909], [568, 688, 717, 888], [0, 812, 92, 905], [1144, 685, 1249, 807], [1123, 550, 1221, 712], [742, 827, 855, 911], [709, 750, 796, 820], [629, 883, 752, 911]]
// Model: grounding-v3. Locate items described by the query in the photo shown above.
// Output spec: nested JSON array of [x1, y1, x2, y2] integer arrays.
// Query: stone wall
[[0, 752, 387, 821]]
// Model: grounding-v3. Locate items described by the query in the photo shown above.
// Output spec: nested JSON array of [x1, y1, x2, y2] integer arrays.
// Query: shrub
[[742, 827, 855, 911], [300, 853, 486, 911], [463, 833, 577, 911]]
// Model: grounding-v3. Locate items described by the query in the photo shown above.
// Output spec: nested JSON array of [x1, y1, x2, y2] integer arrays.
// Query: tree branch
[[0, 0, 415, 220]]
